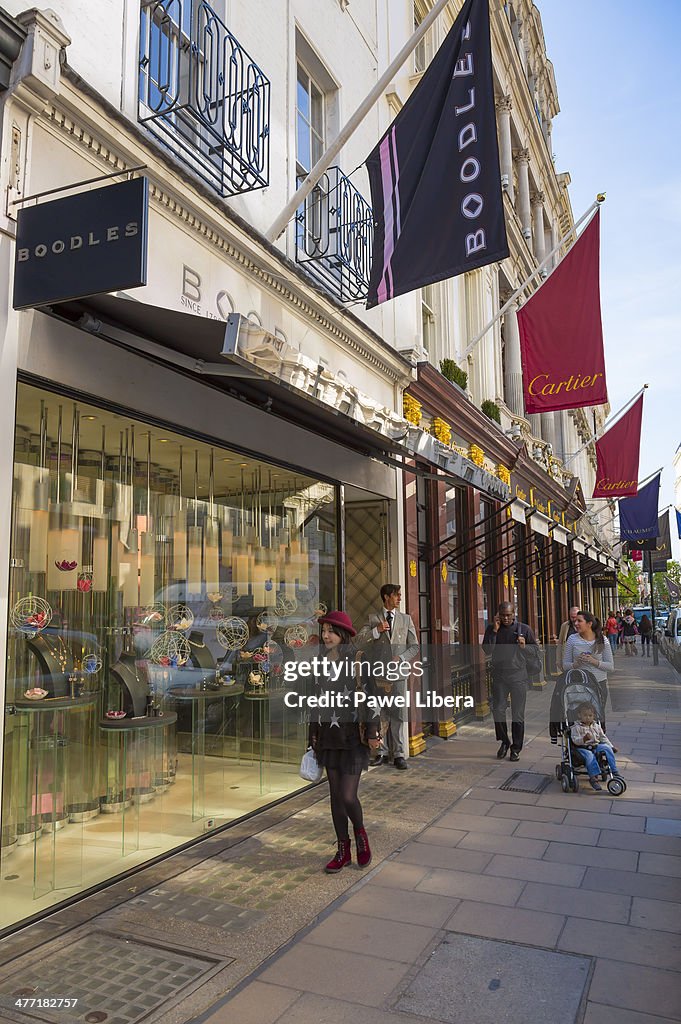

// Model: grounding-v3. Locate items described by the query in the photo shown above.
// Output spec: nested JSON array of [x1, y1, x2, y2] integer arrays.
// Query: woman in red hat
[[309, 610, 381, 873]]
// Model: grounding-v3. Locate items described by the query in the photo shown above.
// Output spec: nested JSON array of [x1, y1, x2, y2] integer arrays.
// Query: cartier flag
[[518, 212, 607, 414], [365, 0, 508, 308], [592, 394, 643, 498], [619, 474, 661, 544]]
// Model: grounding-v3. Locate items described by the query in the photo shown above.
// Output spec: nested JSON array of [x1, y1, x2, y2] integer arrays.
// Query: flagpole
[[461, 196, 604, 361], [635, 468, 664, 490], [562, 384, 649, 470], [265, 0, 453, 243]]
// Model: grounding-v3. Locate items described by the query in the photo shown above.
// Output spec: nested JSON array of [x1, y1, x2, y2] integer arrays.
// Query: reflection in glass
[[1, 383, 338, 928]]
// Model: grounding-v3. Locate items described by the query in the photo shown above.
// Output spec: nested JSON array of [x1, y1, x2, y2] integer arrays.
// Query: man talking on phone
[[482, 601, 541, 762]]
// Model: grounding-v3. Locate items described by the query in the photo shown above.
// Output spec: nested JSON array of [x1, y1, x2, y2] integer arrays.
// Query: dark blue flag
[[619, 474, 661, 544], [365, 0, 508, 308], [676, 507, 681, 540]]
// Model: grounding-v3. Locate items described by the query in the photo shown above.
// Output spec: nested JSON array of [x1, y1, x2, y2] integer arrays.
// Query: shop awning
[[48, 294, 511, 502], [528, 510, 551, 537], [572, 539, 588, 555], [47, 294, 410, 463], [551, 525, 570, 546]]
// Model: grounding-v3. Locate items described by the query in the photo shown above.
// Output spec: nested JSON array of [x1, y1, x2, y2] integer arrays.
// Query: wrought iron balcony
[[138, 0, 270, 197], [295, 166, 373, 302]]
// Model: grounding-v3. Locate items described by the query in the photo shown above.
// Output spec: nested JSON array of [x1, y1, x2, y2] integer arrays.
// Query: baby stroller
[[549, 668, 627, 796]]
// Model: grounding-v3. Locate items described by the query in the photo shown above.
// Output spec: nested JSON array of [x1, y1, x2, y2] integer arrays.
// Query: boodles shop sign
[[13, 176, 149, 310]]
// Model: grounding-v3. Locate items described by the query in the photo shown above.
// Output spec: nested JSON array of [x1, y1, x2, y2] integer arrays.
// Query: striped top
[[562, 634, 614, 683]]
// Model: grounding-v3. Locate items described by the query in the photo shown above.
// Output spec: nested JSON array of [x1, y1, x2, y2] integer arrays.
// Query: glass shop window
[[0, 382, 338, 930]]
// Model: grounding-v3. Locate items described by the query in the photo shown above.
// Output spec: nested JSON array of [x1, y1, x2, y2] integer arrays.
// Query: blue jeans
[[576, 744, 617, 776], [608, 635, 617, 656]]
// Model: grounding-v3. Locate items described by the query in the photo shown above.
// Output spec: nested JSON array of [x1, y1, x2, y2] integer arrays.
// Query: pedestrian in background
[[621, 609, 638, 656], [557, 606, 579, 669], [639, 614, 653, 657], [605, 610, 619, 657]]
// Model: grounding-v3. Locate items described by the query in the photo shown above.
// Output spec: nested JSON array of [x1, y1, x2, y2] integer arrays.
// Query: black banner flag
[[651, 512, 671, 573], [365, 0, 508, 308]]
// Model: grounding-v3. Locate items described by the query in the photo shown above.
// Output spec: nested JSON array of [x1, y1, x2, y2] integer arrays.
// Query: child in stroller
[[549, 668, 627, 796], [572, 702, 618, 792]]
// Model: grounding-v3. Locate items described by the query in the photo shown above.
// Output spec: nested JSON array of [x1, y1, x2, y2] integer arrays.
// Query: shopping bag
[[299, 747, 323, 782]]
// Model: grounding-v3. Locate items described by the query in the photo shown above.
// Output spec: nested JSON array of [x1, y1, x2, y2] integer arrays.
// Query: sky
[[538, 0, 681, 559]]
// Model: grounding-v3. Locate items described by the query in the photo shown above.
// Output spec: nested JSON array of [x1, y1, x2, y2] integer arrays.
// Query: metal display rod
[[265, 0, 452, 243], [11, 165, 147, 207]]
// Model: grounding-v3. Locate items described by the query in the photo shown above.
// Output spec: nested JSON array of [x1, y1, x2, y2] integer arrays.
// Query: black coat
[[482, 620, 540, 686]]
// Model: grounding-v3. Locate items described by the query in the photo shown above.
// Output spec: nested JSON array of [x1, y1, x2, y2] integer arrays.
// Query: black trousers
[[491, 678, 528, 751]]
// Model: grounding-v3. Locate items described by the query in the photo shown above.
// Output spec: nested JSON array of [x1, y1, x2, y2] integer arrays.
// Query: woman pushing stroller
[[562, 610, 613, 703]]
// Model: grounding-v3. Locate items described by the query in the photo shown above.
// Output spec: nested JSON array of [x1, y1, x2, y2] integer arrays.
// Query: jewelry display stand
[[25, 634, 74, 698], [109, 654, 149, 717]]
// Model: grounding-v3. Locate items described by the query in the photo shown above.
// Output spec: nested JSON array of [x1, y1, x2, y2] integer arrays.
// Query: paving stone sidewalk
[[0, 652, 678, 1024], [199, 651, 681, 1024]]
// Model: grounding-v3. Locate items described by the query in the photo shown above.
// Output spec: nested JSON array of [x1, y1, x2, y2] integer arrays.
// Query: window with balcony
[[138, 0, 271, 197], [294, 41, 373, 301]]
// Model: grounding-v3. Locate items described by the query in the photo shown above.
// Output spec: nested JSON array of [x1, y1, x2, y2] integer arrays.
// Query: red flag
[[518, 211, 607, 414], [631, 549, 643, 562], [592, 394, 643, 498]]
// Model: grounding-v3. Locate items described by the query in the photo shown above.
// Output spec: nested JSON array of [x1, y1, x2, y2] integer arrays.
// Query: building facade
[[392, 0, 619, 745], [0, 0, 617, 930]]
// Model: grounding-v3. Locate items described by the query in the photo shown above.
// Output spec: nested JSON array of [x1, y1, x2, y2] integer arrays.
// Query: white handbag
[[299, 747, 323, 783]]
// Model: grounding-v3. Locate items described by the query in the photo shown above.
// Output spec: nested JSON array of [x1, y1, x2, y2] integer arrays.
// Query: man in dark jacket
[[482, 601, 540, 761]]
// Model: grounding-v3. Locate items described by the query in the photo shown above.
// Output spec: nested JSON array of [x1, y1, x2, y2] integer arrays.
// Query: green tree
[[617, 558, 641, 606], [653, 559, 681, 609]]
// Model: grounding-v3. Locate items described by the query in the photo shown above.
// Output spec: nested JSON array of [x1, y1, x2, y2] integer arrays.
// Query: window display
[[1, 383, 338, 928]]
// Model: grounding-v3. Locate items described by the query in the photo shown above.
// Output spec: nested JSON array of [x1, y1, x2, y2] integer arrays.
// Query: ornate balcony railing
[[139, 0, 270, 197], [295, 166, 374, 302]]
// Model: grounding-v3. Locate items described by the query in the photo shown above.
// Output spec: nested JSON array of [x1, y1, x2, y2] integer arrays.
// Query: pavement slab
[[559, 917, 681, 970], [484, 852, 586, 887], [517, 881, 631, 924], [582, 866, 681, 902], [3, 645, 681, 1024], [395, 841, 493, 872], [583, 1003, 677, 1024], [630, 896, 681, 933], [444, 900, 566, 947], [542, 840, 639, 871], [276, 992, 428, 1024], [340, 885, 460, 927], [415, 867, 526, 905], [200, 981, 301, 1024], [588, 959, 681, 1019], [304, 911, 438, 963], [259, 944, 412, 1006], [395, 934, 590, 1024]]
